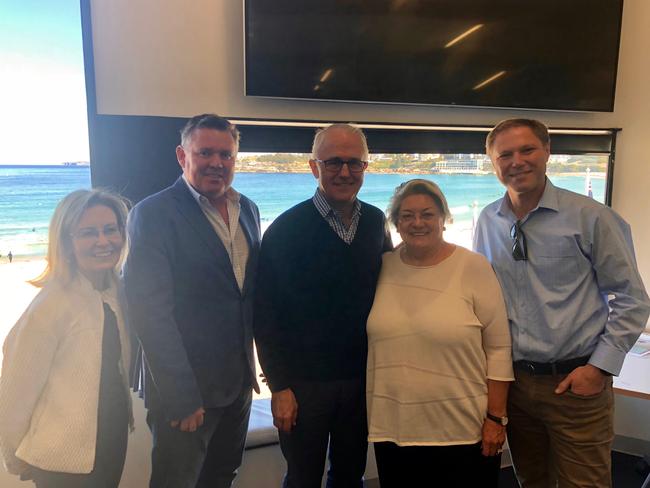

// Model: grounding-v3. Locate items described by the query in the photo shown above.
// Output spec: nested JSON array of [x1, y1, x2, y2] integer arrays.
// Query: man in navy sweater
[[254, 124, 392, 487]]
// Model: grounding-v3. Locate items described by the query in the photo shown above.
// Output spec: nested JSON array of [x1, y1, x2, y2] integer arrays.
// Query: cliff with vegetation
[[237, 153, 607, 175]]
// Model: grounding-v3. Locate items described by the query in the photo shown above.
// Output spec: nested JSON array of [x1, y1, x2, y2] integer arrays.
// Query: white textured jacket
[[0, 274, 132, 474]]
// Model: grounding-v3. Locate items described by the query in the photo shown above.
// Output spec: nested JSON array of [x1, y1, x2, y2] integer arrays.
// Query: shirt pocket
[[534, 240, 579, 291]]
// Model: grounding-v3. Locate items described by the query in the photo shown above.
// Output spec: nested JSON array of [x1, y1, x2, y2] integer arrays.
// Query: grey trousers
[[147, 388, 252, 488]]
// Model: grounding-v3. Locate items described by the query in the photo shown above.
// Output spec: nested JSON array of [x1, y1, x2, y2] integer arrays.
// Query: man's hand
[[481, 419, 506, 457], [555, 364, 607, 396], [170, 406, 205, 432], [271, 388, 298, 433]]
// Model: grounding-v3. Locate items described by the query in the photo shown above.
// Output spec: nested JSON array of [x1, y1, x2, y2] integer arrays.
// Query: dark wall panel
[[90, 115, 186, 203]]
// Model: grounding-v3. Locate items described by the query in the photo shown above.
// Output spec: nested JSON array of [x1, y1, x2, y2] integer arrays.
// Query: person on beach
[[7, 251, 12, 263], [123, 114, 261, 488], [366, 179, 513, 488], [254, 123, 392, 487], [0, 189, 132, 488], [474, 118, 650, 487]]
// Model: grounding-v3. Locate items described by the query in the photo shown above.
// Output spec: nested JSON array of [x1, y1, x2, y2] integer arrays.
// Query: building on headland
[[62, 161, 90, 167], [435, 155, 490, 173]]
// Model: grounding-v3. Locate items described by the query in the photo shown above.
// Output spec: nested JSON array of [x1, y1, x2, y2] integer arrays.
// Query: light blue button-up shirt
[[473, 179, 650, 375]]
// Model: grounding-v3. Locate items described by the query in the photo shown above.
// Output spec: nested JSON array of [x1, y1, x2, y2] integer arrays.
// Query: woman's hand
[[483, 379, 510, 456], [481, 418, 506, 456]]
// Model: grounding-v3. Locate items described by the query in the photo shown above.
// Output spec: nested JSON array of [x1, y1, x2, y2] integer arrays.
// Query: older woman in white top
[[366, 179, 514, 487], [0, 189, 132, 488]]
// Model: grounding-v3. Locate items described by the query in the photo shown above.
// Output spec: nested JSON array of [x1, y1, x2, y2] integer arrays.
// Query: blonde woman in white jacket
[[0, 189, 133, 488]]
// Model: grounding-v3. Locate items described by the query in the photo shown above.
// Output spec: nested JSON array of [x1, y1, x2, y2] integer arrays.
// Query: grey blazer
[[123, 177, 260, 420]]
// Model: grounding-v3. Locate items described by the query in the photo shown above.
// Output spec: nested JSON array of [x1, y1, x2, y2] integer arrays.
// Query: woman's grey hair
[[311, 123, 369, 160], [387, 179, 451, 226], [31, 189, 131, 287]]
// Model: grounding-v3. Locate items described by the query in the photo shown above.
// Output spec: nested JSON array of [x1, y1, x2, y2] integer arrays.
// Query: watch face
[[488, 413, 508, 426]]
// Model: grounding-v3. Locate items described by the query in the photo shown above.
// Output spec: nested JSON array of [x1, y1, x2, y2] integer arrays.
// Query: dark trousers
[[279, 378, 367, 488], [30, 418, 128, 488], [374, 441, 502, 488], [147, 387, 252, 488]]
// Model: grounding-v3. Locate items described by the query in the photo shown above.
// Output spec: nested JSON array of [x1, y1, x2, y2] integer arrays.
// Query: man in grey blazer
[[123, 114, 260, 488]]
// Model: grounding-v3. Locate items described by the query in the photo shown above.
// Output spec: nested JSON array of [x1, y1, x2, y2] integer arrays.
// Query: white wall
[[86, 0, 650, 478]]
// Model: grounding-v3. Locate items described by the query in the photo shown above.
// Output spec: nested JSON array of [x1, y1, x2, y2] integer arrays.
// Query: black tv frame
[[244, 0, 624, 113]]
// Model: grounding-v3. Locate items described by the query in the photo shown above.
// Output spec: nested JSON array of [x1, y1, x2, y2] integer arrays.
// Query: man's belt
[[513, 356, 590, 376]]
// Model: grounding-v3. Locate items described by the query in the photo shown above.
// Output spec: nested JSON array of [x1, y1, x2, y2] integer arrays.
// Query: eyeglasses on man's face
[[314, 157, 368, 174], [510, 220, 528, 261]]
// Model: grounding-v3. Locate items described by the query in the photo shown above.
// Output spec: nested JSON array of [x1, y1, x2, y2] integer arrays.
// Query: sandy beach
[[0, 258, 46, 362]]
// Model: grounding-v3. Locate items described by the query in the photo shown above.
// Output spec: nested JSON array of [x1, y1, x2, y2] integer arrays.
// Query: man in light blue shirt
[[474, 118, 650, 487]]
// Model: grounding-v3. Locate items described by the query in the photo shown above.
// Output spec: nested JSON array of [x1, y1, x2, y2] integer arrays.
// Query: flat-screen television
[[244, 0, 623, 112]]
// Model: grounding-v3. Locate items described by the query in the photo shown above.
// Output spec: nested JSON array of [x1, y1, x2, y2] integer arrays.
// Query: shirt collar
[[182, 174, 240, 206], [496, 177, 559, 218], [536, 178, 559, 212], [312, 188, 361, 219]]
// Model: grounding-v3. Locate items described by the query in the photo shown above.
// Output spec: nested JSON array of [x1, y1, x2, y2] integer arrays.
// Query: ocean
[[0, 166, 605, 257]]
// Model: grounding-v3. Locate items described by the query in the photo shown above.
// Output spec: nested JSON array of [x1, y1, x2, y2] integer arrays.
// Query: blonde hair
[[388, 179, 451, 226], [30, 189, 130, 287]]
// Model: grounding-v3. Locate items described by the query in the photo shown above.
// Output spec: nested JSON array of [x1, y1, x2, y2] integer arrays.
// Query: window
[[236, 150, 608, 251], [0, 0, 89, 364], [239, 149, 609, 400]]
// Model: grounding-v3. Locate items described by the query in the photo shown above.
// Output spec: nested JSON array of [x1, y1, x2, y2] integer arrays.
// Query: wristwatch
[[486, 412, 508, 426]]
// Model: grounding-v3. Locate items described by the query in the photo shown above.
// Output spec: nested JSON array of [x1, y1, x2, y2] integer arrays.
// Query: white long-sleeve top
[[0, 274, 132, 474], [366, 246, 513, 446]]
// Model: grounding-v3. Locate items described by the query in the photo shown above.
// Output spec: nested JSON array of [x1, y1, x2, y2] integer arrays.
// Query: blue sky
[[0, 0, 89, 164]]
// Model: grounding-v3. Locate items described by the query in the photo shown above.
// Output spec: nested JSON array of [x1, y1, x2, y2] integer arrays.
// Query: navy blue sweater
[[254, 199, 392, 392]]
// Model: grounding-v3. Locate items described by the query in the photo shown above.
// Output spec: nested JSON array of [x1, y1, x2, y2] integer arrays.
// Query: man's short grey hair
[[311, 123, 369, 160], [180, 113, 240, 149], [486, 118, 550, 154]]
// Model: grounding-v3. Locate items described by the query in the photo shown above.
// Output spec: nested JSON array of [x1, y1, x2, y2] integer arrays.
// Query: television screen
[[244, 0, 623, 112]]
